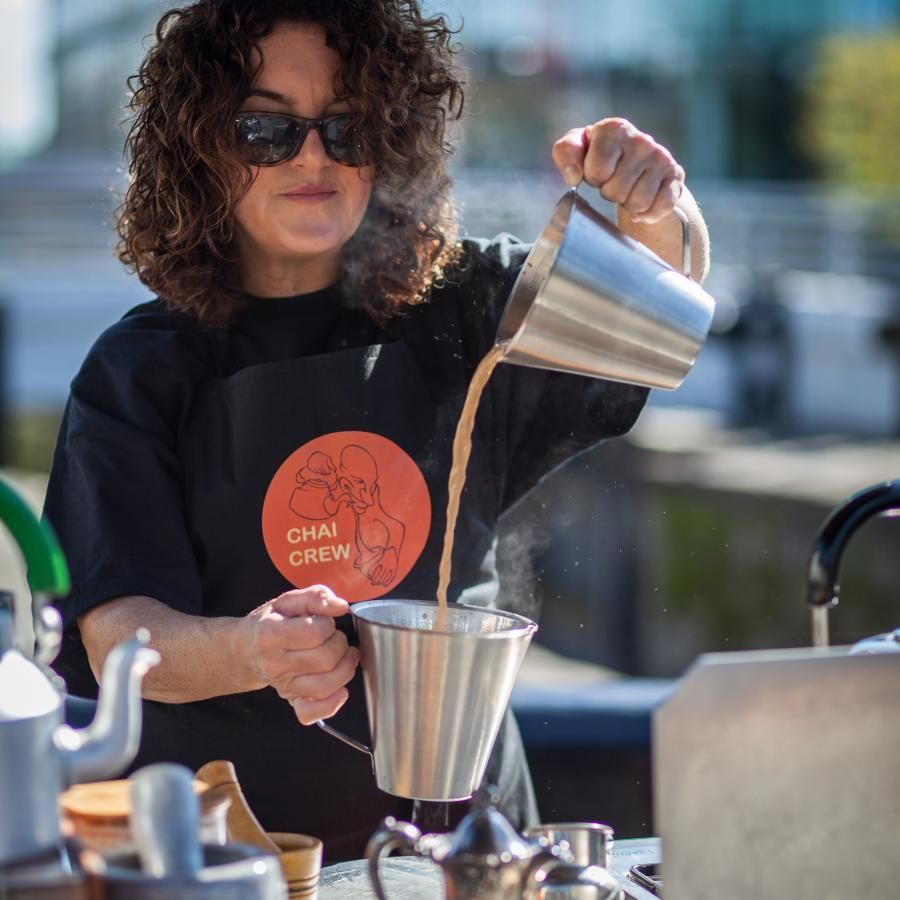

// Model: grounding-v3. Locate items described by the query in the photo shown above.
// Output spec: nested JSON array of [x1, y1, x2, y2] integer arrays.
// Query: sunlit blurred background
[[3, 0, 900, 830]]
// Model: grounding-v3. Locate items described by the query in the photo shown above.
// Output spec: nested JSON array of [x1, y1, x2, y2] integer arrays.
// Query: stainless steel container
[[318, 599, 536, 800], [496, 190, 715, 390], [524, 823, 614, 869], [654, 647, 900, 899], [524, 824, 621, 900]]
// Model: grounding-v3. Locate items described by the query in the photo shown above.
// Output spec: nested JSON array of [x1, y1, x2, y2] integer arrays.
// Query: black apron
[[130, 326, 538, 863]]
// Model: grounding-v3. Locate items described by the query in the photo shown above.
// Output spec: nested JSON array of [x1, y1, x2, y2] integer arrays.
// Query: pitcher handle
[[672, 205, 692, 278], [315, 719, 372, 757], [365, 817, 424, 900]]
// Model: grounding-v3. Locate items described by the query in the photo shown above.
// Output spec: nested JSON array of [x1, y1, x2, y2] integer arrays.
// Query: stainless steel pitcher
[[317, 599, 536, 800], [495, 190, 715, 390]]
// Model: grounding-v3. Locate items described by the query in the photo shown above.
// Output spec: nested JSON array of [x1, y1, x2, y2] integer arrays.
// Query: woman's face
[[233, 21, 374, 292]]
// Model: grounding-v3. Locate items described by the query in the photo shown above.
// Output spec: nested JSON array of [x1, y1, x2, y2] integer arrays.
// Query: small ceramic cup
[[268, 832, 323, 899]]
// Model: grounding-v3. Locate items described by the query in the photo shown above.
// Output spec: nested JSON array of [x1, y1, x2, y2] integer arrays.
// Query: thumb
[[551, 126, 589, 187], [271, 586, 350, 619]]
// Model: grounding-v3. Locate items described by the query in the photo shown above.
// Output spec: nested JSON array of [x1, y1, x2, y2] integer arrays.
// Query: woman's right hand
[[242, 584, 360, 724]]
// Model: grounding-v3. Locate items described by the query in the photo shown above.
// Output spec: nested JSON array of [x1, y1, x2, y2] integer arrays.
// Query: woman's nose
[[291, 125, 330, 166]]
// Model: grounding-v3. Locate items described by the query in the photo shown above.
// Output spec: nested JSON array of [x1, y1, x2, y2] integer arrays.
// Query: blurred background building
[[3, 0, 900, 674]]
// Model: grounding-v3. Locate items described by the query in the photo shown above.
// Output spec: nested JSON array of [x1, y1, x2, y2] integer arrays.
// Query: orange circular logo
[[261, 431, 431, 602]]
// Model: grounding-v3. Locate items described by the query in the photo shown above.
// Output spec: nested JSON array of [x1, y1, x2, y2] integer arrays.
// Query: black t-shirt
[[43, 234, 648, 853], [46, 234, 647, 660]]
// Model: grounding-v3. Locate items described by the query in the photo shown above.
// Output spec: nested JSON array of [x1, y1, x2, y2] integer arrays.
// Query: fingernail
[[563, 165, 581, 187]]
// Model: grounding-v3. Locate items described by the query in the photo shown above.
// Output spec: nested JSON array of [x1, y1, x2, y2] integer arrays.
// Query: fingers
[[278, 642, 360, 702], [263, 629, 352, 681], [581, 120, 629, 187], [551, 127, 591, 187], [291, 687, 350, 725], [632, 174, 684, 225], [271, 585, 349, 619], [247, 585, 359, 700], [284, 639, 361, 726], [554, 118, 686, 223]]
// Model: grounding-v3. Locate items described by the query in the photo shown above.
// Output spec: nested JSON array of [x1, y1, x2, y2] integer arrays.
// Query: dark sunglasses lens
[[235, 115, 301, 164], [322, 115, 367, 166]]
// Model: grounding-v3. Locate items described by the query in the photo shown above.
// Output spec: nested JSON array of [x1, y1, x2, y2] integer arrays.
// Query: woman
[[45, 0, 709, 862]]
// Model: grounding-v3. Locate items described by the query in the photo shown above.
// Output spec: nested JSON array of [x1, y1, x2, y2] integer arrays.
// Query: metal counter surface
[[318, 837, 661, 899]]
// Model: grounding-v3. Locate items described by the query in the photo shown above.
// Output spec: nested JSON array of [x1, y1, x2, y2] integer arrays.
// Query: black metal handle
[[807, 479, 900, 610]]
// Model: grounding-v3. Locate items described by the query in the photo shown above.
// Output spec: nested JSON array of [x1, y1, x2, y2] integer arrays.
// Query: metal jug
[[0, 476, 159, 866], [805, 478, 900, 649], [524, 824, 623, 900], [495, 190, 715, 390], [366, 787, 570, 900], [317, 599, 537, 800]]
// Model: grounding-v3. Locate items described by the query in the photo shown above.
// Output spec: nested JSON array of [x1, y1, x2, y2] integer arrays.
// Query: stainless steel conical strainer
[[318, 599, 536, 801]]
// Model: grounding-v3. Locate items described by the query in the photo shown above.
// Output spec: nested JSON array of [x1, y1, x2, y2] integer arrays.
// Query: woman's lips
[[281, 187, 337, 203]]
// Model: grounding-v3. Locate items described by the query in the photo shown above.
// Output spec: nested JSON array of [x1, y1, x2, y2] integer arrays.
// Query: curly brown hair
[[116, 0, 465, 325]]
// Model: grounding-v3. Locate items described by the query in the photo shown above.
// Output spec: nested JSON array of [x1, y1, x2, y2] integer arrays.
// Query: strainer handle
[[672, 205, 692, 278], [316, 719, 372, 757]]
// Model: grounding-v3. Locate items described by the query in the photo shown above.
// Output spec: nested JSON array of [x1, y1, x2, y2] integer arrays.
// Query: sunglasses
[[234, 112, 368, 167]]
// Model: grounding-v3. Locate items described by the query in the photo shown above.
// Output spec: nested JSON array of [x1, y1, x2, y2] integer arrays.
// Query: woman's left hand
[[552, 118, 685, 225]]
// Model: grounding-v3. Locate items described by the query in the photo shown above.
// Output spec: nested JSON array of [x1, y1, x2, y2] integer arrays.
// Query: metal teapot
[[366, 787, 571, 900], [0, 476, 158, 865]]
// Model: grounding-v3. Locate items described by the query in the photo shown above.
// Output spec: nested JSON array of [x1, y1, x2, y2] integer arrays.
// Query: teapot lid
[[442, 787, 532, 863], [0, 647, 59, 721], [0, 590, 60, 721]]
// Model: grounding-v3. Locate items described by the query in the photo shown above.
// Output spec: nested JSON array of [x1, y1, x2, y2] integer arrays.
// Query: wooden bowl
[[59, 779, 230, 851], [268, 832, 323, 899]]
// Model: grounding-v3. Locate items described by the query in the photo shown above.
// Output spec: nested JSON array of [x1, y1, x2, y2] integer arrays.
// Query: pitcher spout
[[56, 628, 159, 785]]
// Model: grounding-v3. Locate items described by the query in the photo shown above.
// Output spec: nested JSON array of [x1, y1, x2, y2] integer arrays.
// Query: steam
[[337, 174, 459, 313], [496, 511, 552, 621]]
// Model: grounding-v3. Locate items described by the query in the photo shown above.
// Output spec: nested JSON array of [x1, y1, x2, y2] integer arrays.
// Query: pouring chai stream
[[435, 344, 505, 622], [436, 190, 714, 624], [317, 190, 715, 801]]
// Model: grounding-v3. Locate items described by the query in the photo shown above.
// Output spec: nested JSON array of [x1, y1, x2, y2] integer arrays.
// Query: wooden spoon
[[194, 760, 281, 855]]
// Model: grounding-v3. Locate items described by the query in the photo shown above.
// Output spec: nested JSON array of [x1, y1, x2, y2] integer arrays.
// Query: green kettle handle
[[0, 477, 70, 595]]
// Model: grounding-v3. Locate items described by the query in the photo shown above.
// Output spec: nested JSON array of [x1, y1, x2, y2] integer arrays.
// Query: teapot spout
[[55, 629, 159, 785]]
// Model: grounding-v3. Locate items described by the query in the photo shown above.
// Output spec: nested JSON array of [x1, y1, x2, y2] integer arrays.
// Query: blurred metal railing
[[451, 169, 900, 281], [3, 154, 900, 280], [0, 156, 124, 258]]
